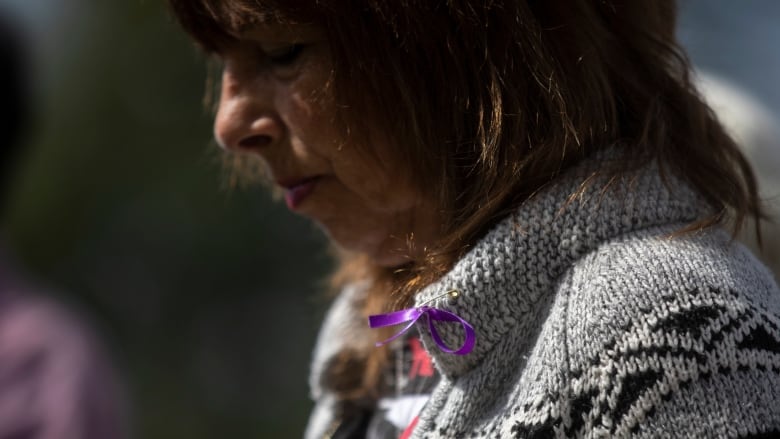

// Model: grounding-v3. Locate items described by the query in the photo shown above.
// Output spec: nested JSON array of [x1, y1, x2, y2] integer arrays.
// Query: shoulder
[[564, 224, 778, 360], [554, 225, 780, 437]]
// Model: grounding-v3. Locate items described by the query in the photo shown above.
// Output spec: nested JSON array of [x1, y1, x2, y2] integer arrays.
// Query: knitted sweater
[[306, 157, 780, 438]]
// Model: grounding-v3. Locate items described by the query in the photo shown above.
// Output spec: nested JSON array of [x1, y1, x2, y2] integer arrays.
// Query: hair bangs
[[168, 0, 318, 53]]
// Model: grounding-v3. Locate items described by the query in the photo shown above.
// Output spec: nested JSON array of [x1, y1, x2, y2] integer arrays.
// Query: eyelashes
[[265, 44, 306, 66], [210, 41, 311, 76]]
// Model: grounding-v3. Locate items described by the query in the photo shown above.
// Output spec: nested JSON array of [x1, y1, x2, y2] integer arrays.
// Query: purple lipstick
[[279, 176, 320, 210]]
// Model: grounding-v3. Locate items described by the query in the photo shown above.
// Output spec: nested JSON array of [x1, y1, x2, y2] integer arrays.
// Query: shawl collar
[[413, 157, 711, 377]]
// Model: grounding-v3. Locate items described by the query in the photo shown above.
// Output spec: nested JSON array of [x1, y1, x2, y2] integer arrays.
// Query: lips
[[277, 176, 320, 210]]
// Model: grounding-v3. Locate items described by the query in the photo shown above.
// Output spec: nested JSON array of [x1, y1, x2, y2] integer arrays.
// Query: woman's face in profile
[[213, 24, 439, 266]]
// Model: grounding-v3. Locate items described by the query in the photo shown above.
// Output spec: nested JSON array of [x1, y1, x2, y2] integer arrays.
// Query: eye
[[264, 44, 306, 66]]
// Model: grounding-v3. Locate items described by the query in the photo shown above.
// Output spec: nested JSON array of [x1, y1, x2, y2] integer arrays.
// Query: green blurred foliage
[[5, 1, 331, 437]]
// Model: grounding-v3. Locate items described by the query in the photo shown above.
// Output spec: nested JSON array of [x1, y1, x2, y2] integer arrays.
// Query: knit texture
[[306, 156, 780, 439]]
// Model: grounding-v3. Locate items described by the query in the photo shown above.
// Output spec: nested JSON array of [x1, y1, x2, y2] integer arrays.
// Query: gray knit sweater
[[306, 158, 780, 438]]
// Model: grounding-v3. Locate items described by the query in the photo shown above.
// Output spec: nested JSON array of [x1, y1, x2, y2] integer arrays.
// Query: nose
[[213, 64, 284, 154]]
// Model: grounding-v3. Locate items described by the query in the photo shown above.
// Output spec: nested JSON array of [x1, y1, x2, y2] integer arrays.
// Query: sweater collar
[[413, 157, 711, 377]]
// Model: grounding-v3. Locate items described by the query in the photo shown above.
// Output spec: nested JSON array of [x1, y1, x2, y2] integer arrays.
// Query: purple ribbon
[[368, 306, 476, 355]]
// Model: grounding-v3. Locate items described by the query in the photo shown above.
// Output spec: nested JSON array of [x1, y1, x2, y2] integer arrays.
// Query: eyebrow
[[237, 22, 322, 42]]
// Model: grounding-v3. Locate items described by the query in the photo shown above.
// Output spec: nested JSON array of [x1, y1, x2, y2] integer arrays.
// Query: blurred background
[[0, 0, 777, 438]]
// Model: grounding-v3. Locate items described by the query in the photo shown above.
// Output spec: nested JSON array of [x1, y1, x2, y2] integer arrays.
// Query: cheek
[[283, 79, 344, 162], [279, 54, 422, 233], [338, 162, 422, 220], [285, 68, 416, 209], [287, 93, 417, 211]]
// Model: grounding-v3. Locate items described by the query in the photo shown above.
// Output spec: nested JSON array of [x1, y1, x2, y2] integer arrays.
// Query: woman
[[169, 1, 780, 437]]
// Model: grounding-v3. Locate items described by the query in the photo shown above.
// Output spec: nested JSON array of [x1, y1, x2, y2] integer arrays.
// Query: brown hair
[[169, 0, 765, 408]]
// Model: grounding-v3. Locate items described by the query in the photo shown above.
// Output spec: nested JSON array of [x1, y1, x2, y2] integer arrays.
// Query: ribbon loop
[[425, 308, 476, 355], [368, 306, 475, 355]]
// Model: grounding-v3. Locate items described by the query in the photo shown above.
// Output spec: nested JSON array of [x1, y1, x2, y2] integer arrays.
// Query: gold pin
[[421, 289, 460, 306]]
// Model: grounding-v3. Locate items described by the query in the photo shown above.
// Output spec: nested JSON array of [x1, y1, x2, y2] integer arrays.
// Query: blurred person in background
[[0, 13, 127, 439], [170, 1, 780, 438]]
